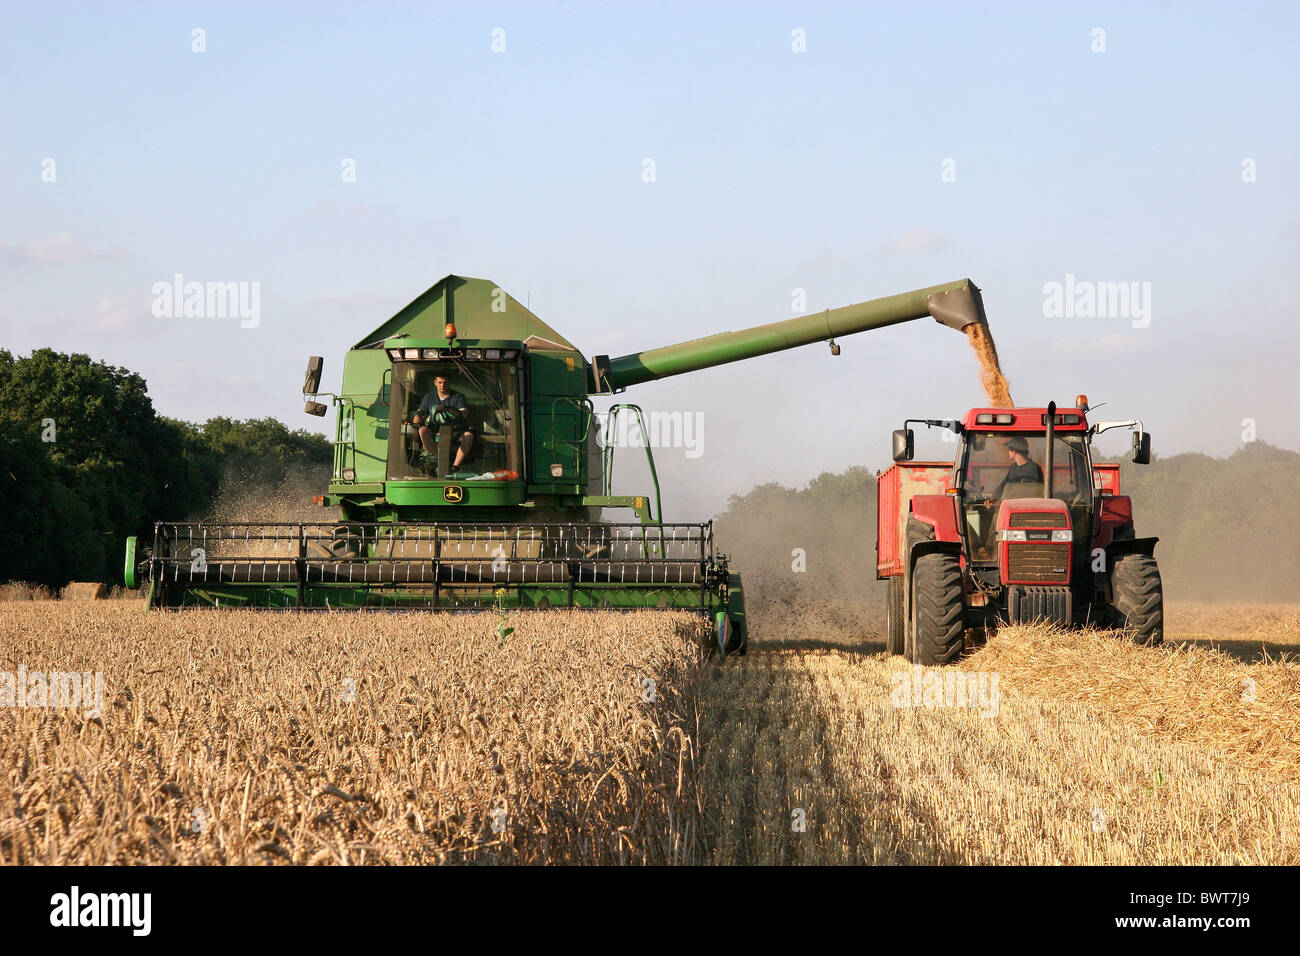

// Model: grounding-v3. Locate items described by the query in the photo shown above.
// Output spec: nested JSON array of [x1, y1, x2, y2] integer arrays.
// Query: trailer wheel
[[885, 576, 905, 655], [1110, 554, 1163, 646], [910, 553, 965, 666]]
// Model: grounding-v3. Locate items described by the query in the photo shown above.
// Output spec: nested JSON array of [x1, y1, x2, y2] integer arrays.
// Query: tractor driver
[[412, 374, 474, 470], [994, 436, 1043, 497]]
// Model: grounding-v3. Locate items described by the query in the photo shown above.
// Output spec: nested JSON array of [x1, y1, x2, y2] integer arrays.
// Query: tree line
[[0, 349, 332, 588]]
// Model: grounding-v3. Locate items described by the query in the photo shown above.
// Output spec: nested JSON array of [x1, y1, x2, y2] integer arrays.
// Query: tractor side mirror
[[304, 356, 324, 396], [1132, 431, 1152, 465], [892, 428, 914, 462]]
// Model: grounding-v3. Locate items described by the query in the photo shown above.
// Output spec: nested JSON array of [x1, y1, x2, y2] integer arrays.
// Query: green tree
[[0, 351, 332, 588]]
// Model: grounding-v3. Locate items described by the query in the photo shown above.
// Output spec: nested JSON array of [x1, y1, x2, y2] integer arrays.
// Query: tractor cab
[[954, 406, 1094, 593], [956, 410, 1094, 569]]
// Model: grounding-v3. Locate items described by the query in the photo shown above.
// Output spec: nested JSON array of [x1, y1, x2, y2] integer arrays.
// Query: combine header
[[128, 274, 989, 653]]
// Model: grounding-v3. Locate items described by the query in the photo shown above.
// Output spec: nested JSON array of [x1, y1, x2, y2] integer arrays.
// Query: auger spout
[[594, 279, 986, 392]]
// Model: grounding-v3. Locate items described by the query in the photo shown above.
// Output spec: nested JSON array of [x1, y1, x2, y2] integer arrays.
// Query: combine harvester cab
[[129, 273, 991, 656], [878, 398, 1162, 665]]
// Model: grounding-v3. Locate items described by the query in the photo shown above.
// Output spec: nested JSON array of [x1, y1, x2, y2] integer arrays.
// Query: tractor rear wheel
[[910, 553, 965, 666], [885, 576, 905, 655], [1111, 554, 1163, 646]]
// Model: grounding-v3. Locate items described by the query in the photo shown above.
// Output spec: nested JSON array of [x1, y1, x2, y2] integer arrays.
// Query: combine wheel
[[711, 610, 746, 657], [124, 536, 138, 589], [1110, 554, 1163, 646], [910, 553, 965, 666], [884, 575, 904, 655], [713, 610, 730, 656]]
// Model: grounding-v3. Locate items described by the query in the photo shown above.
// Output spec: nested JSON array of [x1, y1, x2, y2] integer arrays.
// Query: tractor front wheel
[[1110, 554, 1164, 646], [910, 553, 965, 666], [885, 576, 905, 655]]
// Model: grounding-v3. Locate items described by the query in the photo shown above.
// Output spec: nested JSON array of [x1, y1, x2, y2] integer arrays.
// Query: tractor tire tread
[[1111, 554, 1164, 646], [912, 552, 965, 665]]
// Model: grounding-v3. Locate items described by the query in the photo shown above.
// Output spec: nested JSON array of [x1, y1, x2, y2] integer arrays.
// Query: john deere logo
[[442, 484, 465, 503]]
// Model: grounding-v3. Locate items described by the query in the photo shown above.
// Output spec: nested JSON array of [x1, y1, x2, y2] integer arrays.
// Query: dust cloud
[[198, 463, 331, 524], [714, 470, 884, 649]]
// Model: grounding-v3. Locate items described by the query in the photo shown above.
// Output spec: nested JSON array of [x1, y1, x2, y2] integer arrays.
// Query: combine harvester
[[879, 399, 1162, 664], [126, 274, 987, 653]]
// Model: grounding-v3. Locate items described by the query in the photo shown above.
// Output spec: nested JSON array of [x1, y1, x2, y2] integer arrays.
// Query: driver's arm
[[452, 393, 471, 430]]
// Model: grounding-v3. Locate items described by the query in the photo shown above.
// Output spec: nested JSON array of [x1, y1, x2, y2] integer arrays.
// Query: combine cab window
[[959, 431, 1092, 562], [387, 361, 522, 480]]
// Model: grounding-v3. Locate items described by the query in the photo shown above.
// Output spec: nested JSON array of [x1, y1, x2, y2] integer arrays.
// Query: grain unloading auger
[[126, 275, 987, 653]]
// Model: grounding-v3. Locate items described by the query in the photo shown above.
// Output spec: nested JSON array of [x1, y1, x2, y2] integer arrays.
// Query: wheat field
[[0, 605, 709, 865], [2, 600, 1297, 865]]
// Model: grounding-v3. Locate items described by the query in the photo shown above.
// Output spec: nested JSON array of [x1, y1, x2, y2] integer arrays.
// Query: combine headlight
[[342, 467, 356, 481], [386, 348, 402, 360], [485, 348, 501, 360], [550, 464, 564, 477], [1051, 529, 1073, 542], [466, 349, 483, 360], [403, 348, 420, 359], [422, 349, 439, 359], [997, 530, 1028, 542]]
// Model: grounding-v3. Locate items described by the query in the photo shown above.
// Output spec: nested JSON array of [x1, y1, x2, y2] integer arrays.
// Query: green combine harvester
[[126, 274, 987, 654]]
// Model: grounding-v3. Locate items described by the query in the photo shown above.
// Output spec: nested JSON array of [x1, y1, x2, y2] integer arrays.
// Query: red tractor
[[877, 396, 1162, 665]]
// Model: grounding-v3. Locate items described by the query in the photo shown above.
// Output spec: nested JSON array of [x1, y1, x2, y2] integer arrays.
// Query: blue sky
[[2, 2, 1297, 517]]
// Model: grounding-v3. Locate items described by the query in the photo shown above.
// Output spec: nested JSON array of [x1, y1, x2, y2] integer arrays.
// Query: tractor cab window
[[960, 431, 1092, 562], [386, 361, 522, 481]]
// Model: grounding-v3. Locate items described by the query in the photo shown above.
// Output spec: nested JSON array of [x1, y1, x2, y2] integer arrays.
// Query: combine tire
[[885, 576, 905, 655], [1111, 554, 1163, 646], [711, 610, 746, 657], [910, 553, 965, 666], [713, 610, 730, 656]]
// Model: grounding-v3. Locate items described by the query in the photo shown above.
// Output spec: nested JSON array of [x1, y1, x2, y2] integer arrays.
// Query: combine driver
[[412, 373, 475, 472]]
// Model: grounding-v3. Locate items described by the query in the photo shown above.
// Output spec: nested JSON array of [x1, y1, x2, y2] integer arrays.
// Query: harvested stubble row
[[694, 620, 1300, 865], [972, 623, 1300, 787], [0, 604, 708, 865]]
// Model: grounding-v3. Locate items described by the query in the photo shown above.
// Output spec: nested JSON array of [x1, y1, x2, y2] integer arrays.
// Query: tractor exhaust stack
[[1044, 401, 1056, 500]]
